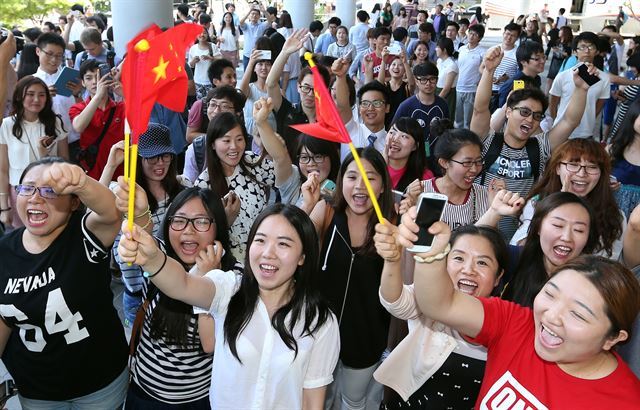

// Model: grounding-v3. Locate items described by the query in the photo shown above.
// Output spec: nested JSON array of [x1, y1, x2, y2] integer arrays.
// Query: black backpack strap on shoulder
[[524, 137, 540, 181], [480, 132, 505, 185], [193, 135, 206, 174]]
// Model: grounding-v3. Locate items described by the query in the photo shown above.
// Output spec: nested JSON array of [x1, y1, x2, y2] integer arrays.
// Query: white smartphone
[[408, 192, 448, 253], [257, 50, 272, 60], [387, 44, 402, 55]]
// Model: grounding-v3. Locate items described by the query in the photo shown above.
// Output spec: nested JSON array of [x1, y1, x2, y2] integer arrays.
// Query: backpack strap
[[480, 132, 505, 185], [524, 137, 541, 181], [193, 135, 206, 174]]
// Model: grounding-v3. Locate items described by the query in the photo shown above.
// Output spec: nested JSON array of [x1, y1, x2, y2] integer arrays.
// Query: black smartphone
[[408, 193, 448, 253], [577, 63, 600, 86], [99, 63, 111, 79]]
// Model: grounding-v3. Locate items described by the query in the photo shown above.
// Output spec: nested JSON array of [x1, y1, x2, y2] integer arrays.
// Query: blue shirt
[[240, 21, 269, 57], [150, 103, 187, 153], [315, 32, 337, 55], [73, 46, 122, 70], [349, 47, 374, 79]]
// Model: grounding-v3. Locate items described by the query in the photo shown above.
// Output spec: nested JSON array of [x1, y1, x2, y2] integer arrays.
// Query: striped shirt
[[421, 178, 490, 230], [492, 47, 518, 92]]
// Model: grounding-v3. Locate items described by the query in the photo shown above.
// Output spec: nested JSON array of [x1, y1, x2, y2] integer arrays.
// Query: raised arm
[[623, 204, 640, 269], [239, 49, 261, 97], [266, 28, 308, 112], [118, 221, 217, 310], [0, 31, 16, 127], [548, 67, 589, 149], [374, 221, 404, 303], [42, 163, 121, 247], [475, 189, 525, 227], [470, 46, 503, 140], [253, 97, 293, 185], [331, 57, 354, 124], [397, 208, 484, 337], [72, 76, 112, 133]]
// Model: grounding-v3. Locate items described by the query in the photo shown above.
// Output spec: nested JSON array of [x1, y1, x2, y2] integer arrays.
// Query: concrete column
[[283, 0, 314, 29], [336, 0, 356, 27], [111, 0, 174, 57]]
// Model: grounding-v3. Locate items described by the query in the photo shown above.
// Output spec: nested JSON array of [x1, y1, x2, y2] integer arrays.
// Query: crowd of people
[[0, 0, 640, 408]]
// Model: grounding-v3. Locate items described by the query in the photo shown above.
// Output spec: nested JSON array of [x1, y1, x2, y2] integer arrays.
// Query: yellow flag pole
[[347, 142, 385, 224], [124, 119, 130, 181], [126, 144, 138, 233]]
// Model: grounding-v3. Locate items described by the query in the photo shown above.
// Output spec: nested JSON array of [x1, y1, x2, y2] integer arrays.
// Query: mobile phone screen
[[415, 197, 447, 247], [577, 64, 600, 86]]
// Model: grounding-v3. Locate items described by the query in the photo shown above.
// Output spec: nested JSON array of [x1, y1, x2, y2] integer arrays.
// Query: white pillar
[[283, 0, 315, 29], [336, 0, 356, 27], [111, 0, 174, 57]]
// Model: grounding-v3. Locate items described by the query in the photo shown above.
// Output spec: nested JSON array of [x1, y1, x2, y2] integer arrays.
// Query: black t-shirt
[[0, 212, 128, 400], [275, 98, 309, 161]]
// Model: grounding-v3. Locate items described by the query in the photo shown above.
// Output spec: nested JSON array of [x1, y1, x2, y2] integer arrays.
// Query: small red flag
[[289, 61, 351, 144], [121, 23, 202, 141]]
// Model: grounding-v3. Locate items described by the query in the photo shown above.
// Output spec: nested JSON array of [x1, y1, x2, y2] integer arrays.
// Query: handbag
[[76, 106, 116, 172]]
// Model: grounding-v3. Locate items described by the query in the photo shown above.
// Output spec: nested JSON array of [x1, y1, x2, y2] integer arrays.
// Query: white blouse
[[203, 269, 341, 410], [0, 116, 67, 185]]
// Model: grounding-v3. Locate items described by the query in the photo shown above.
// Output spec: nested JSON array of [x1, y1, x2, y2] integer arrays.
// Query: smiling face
[[447, 234, 502, 297], [533, 269, 623, 370], [440, 143, 483, 190], [16, 164, 79, 238], [538, 203, 590, 272], [298, 146, 331, 182], [36, 43, 65, 74], [505, 98, 544, 144], [386, 125, 417, 162], [503, 29, 519, 48], [522, 52, 546, 75], [141, 154, 173, 182], [168, 197, 216, 265], [414, 43, 428, 62], [556, 157, 601, 197], [249, 214, 305, 293], [389, 58, 405, 79], [358, 90, 389, 129], [213, 125, 245, 174], [342, 158, 383, 215], [213, 66, 238, 88], [298, 74, 315, 110], [254, 60, 272, 79], [22, 83, 48, 118]]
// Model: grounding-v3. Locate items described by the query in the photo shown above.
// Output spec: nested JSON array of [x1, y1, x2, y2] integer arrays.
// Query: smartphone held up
[[408, 193, 448, 253]]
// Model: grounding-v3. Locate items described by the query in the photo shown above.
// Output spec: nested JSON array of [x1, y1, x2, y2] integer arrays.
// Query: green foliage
[[93, 0, 112, 13], [0, 0, 73, 27]]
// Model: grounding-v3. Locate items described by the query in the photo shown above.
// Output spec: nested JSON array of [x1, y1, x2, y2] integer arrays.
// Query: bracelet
[[143, 251, 167, 278], [140, 213, 152, 230], [413, 244, 451, 264], [0, 192, 8, 196], [0, 207, 11, 212], [125, 205, 151, 220]]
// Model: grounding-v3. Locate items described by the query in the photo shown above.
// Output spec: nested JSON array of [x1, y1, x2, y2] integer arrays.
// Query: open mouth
[[259, 263, 278, 278], [180, 241, 200, 255], [27, 209, 48, 226], [540, 324, 564, 348], [520, 123, 533, 136], [352, 193, 369, 207], [552, 245, 572, 258], [457, 279, 478, 295]]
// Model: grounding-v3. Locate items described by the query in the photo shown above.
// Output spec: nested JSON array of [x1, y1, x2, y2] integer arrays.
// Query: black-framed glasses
[[560, 162, 601, 175], [415, 76, 438, 85], [511, 106, 546, 121], [529, 55, 546, 62], [298, 153, 327, 164], [143, 153, 173, 165], [359, 99, 386, 109], [15, 185, 59, 199], [168, 216, 215, 232], [39, 48, 64, 61], [299, 84, 315, 95], [208, 100, 235, 112], [449, 158, 484, 168]]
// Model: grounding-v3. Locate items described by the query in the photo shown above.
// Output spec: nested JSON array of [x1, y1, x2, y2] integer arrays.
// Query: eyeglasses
[[208, 100, 234, 112], [449, 158, 484, 168], [168, 216, 215, 232], [299, 84, 315, 95], [298, 153, 327, 164], [560, 162, 601, 175], [15, 185, 59, 199], [39, 48, 65, 61], [529, 55, 546, 62], [511, 106, 546, 121], [359, 99, 386, 109], [415, 76, 438, 85], [576, 45, 596, 52], [143, 153, 173, 164]]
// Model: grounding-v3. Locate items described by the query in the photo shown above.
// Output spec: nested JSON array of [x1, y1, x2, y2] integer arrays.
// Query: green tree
[[0, 0, 72, 27]]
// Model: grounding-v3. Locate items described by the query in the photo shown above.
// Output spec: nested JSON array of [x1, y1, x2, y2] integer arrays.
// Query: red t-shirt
[[69, 98, 125, 180], [387, 165, 433, 190], [471, 297, 640, 409], [362, 52, 395, 79]]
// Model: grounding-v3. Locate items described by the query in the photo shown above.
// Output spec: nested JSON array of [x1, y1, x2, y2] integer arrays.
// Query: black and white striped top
[[130, 280, 213, 404], [421, 178, 490, 230]]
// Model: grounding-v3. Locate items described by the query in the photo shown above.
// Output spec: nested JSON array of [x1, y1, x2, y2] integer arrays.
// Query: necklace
[[22, 121, 42, 161]]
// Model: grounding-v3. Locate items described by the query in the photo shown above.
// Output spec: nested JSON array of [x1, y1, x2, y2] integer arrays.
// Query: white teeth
[[572, 181, 587, 185], [542, 324, 558, 337], [28, 210, 44, 214], [459, 279, 477, 286], [260, 264, 277, 270]]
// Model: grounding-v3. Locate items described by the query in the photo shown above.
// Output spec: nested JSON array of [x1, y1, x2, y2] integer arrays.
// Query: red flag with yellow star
[[121, 23, 202, 140]]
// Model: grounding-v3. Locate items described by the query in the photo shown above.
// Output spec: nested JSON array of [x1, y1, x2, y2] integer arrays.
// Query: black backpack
[[79, 40, 116, 68], [480, 132, 540, 185], [193, 135, 207, 174]]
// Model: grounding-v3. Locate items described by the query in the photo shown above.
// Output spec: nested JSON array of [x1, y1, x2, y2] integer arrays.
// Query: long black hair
[[295, 134, 340, 183], [332, 147, 396, 256], [223, 203, 332, 362], [11, 76, 64, 140], [220, 12, 236, 37], [611, 99, 640, 164], [149, 187, 238, 347], [135, 153, 183, 214], [503, 192, 598, 307], [205, 112, 265, 197], [389, 117, 428, 192]]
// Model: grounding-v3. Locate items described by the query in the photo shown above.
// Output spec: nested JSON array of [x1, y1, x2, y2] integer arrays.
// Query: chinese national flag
[[121, 23, 202, 140], [289, 62, 351, 144]]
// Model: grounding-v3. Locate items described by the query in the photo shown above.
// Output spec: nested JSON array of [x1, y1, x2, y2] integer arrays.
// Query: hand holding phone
[[576, 63, 600, 86], [387, 44, 402, 55], [407, 193, 448, 253]]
